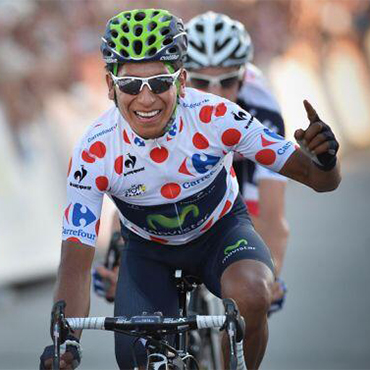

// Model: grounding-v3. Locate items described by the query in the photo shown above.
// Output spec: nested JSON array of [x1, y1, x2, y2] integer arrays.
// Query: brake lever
[[50, 300, 70, 370]]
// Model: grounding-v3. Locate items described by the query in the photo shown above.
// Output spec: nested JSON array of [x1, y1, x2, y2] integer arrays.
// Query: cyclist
[[40, 8, 341, 370], [185, 11, 289, 313]]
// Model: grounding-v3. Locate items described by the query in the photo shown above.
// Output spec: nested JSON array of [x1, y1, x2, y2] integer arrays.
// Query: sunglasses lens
[[189, 77, 210, 90], [117, 79, 142, 95], [149, 77, 174, 94], [220, 76, 239, 89]]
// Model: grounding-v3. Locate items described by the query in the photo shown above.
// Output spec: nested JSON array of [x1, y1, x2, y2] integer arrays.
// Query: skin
[[43, 60, 341, 369], [105, 62, 187, 139]]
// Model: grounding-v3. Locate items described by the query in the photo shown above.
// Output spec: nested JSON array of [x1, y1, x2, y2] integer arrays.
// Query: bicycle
[[50, 273, 247, 370]]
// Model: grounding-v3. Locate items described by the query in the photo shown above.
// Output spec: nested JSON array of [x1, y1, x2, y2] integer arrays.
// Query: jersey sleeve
[[62, 144, 105, 247], [215, 100, 296, 173]]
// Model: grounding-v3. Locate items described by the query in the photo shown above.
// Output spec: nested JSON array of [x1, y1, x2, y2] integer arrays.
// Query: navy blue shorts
[[114, 194, 274, 368]]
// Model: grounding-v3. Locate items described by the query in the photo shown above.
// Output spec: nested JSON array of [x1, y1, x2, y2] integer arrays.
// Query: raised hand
[[294, 100, 339, 171]]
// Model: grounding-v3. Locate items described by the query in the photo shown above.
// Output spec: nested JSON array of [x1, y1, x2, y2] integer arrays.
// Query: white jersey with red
[[63, 87, 296, 246], [235, 62, 287, 216]]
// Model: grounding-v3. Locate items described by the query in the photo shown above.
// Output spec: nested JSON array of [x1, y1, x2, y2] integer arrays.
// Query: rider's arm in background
[[252, 178, 288, 277]]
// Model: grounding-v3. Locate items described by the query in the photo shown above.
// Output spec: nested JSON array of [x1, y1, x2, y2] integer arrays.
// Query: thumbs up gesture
[[294, 100, 339, 171]]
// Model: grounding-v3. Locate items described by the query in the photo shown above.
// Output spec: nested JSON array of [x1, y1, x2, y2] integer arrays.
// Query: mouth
[[134, 109, 162, 122]]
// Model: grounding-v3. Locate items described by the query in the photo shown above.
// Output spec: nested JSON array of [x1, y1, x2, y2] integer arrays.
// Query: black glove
[[314, 123, 339, 171], [39, 335, 82, 369]]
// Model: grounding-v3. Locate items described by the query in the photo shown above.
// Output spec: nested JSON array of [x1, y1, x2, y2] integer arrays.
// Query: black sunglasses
[[111, 69, 181, 95]]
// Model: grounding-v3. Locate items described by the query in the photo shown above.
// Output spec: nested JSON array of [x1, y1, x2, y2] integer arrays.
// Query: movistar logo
[[224, 239, 248, 255], [146, 205, 199, 230]]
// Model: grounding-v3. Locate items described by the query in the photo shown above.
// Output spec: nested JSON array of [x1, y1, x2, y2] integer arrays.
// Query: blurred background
[[0, 0, 369, 369]]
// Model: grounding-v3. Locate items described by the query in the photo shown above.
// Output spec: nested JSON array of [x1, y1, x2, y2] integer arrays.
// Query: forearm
[[307, 160, 341, 192], [53, 243, 95, 338]]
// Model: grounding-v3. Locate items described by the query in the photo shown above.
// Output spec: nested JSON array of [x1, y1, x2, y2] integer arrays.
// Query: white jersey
[[63, 87, 296, 246]]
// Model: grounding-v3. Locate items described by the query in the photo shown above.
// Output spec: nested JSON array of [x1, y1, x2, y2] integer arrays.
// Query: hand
[[294, 100, 339, 171], [93, 264, 119, 302], [268, 278, 287, 317], [40, 340, 81, 369]]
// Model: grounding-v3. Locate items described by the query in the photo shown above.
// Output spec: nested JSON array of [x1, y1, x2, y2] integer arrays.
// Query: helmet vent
[[111, 30, 118, 38], [120, 49, 129, 57], [148, 22, 157, 31], [121, 36, 129, 47], [134, 25, 143, 37], [108, 41, 116, 48], [122, 23, 129, 33], [195, 24, 204, 33], [163, 37, 173, 46], [147, 35, 156, 46], [123, 13, 131, 21], [153, 10, 160, 17], [111, 18, 120, 25], [147, 47, 157, 57], [161, 28, 170, 36], [215, 22, 223, 32], [169, 46, 178, 54], [134, 12, 146, 21], [133, 40, 143, 55]]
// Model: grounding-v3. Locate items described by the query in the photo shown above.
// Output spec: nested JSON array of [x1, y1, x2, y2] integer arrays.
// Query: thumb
[[303, 99, 320, 125], [294, 128, 305, 141]]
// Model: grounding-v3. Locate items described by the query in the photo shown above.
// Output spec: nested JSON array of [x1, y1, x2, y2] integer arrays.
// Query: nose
[[136, 84, 156, 106]]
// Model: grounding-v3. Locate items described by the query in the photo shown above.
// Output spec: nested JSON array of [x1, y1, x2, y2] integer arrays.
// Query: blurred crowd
[[1, 0, 370, 156]]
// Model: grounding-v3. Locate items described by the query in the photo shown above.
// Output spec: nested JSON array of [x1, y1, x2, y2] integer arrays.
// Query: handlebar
[[50, 299, 246, 370]]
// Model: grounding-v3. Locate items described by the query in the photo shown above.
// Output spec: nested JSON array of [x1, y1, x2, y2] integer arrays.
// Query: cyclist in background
[[185, 11, 289, 312], [40, 8, 341, 369]]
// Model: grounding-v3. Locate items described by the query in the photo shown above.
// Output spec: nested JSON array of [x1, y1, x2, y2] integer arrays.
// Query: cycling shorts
[[114, 194, 274, 368]]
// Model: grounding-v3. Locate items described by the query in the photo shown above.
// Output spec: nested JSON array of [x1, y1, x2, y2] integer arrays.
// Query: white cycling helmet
[[185, 11, 253, 70]]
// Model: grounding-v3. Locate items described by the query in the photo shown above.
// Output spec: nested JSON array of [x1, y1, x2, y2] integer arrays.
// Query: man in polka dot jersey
[[40, 8, 341, 370]]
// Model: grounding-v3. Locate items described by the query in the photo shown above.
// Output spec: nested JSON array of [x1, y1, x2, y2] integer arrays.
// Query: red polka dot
[[255, 149, 276, 165], [66, 237, 81, 244], [215, 103, 227, 117], [90, 141, 106, 158], [114, 156, 123, 174], [161, 183, 181, 199], [82, 150, 95, 163], [150, 236, 169, 244], [179, 117, 184, 132], [230, 166, 236, 178], [67, 157, 72, 176], [96, 176, 109, 191], [219, 200, 232, 219], [123, 130, 131, 144], [150, 147, 169, 163], [192, 133, 209, 149], [199, 105, 214, 123], [222, 129, 242, 146], [95, 219, 100, 236], [200, 218, 213, 232]]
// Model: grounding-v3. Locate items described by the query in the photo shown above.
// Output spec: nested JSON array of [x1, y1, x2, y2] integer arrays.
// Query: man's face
[[106, 62, 186, 140], [187, 66, 243, 102]]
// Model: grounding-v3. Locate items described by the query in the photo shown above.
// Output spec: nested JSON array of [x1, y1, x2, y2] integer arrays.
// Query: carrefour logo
[[69, 203, 96, 227], [277, 141, 293, 155], [192, 154, 220, 174]]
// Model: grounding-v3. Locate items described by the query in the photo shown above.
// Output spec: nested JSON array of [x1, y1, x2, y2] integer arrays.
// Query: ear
[[105, 73, 115, 101], [178, 69, 187, 98]]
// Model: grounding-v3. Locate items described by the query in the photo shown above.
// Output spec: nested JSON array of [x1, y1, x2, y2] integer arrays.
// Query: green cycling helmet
[[101, 9, 187, 71]]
